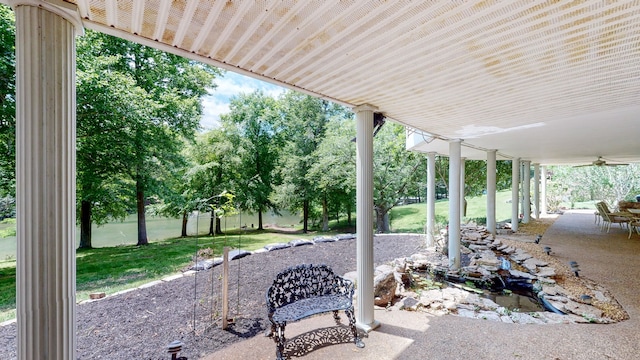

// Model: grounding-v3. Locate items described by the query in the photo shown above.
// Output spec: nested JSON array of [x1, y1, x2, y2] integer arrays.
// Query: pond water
[[481, 288, 544, 312], [0, 210, 300, 260], [415, 270, 545, 313]]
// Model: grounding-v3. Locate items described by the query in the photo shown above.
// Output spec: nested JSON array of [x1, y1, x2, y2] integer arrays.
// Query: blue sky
[[200, 71, 286, 130]]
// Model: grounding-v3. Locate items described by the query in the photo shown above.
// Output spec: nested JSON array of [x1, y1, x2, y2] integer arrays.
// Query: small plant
[[582, 313, 597, 323]]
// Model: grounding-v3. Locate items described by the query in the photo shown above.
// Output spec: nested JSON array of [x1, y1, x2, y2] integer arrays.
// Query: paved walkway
[[203, 210, 640, 360]]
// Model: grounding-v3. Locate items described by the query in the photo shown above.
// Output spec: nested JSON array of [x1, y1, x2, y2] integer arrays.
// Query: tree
[[76, 50, 154, 248], [547, 164, 640, 211], [373, 122, 423, 233], [220, 90, 280, 230], [0, 5, 15, 216], [308, 108, 356, 231], [78, 31, 220, 245], [273, 92, 328, 233], [185, 129, 241, 235]]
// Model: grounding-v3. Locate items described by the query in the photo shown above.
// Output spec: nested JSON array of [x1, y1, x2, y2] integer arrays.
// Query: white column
[[354, 104, 379, 332], [522, 160, 531, 223], [486, 150, 497, 235], [426, 152, 436, 248], [12, 2, 81, 359], [448, 140, 462, 269], [459, 157, 466, 222], [533, 163, 540, 219], [511, 158, 520, 232], [540, 165, 548, 215]]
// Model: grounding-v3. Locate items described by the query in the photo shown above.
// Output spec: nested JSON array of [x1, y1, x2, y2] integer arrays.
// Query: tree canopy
[[75, 30, 221, 247]]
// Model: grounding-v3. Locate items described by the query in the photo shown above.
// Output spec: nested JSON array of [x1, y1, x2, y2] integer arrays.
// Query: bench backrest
[[266, 264, 353, 313]]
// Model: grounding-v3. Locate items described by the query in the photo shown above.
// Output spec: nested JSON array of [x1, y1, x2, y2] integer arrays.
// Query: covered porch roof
[[64, 0, 640, 164]]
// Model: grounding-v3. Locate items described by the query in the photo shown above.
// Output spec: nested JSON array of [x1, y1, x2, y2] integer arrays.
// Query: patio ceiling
[[64, 0, 640, 165]]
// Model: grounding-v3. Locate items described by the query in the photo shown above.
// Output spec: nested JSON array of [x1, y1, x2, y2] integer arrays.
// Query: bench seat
[[272, 294, 352, 323]]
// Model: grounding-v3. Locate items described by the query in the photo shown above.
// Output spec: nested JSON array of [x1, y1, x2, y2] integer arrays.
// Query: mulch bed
[[0, 234, 426, 359]]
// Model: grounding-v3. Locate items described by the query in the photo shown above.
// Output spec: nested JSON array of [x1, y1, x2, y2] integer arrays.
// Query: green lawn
[[0, 229, 319, 322], [389, 190, 514, 233], [0, 189, 518, 322]]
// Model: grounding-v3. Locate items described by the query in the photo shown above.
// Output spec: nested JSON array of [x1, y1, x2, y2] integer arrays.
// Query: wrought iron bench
[[266, 264, 365, 360]]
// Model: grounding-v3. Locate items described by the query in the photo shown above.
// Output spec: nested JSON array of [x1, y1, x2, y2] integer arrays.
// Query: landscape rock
[[263, 243, 290, 251], [373, 265, 397, 307], [288, 238, 314, 247]]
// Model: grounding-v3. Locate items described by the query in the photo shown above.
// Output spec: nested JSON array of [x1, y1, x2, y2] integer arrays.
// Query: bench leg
[[333, 310, 341, 325], [345, 307, 365, 348], [274, 324, 287, 360]]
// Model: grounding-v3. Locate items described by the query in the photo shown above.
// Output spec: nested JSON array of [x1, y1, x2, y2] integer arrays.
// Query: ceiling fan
[[575, 156, 629, 167]]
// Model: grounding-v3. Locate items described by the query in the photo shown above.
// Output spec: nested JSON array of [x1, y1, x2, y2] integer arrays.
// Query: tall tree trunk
[[136, 178, 148, 245], [78, 200, 92, 249], [258, 210, 263, 230], [215, 216, 222, 234], [375, 207, 390, 233], [303, 199, 309, 233], [181, 210, 188, 237], [208, 212, 214, 235], [322, 193, 329, 231]]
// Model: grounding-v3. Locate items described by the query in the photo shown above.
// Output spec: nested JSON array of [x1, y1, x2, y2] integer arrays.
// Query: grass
[[390, 189, 514, 233], [0, 229, 320, 322], [0, 189, 517, 322]]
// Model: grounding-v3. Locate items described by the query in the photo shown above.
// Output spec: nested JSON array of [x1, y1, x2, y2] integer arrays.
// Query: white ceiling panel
[[59, 0, 640, 164]]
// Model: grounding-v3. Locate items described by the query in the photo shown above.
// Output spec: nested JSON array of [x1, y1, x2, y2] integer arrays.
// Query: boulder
[[373, 265, 397, 307]]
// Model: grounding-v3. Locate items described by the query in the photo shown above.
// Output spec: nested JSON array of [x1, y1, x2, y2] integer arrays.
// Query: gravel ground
[[0, 234, 426, 359]]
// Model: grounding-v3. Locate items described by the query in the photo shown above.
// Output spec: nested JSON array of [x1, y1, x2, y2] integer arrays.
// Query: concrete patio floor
[[203, 210, 640, 360]]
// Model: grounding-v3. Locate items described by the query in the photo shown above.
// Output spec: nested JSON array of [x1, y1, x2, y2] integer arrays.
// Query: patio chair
[[628, 217, 640, 239], [596, 202, 631, 233]]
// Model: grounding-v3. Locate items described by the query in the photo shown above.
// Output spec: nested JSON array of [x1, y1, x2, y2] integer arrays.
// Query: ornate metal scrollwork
[[266, 264, 364, 360]]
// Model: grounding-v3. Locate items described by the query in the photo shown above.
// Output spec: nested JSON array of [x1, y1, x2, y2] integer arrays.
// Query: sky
[[200, 70, 286, 130]]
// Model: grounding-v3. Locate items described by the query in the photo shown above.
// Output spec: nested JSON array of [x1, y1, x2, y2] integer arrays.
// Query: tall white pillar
[[486, 150, 497, 235], [522, 160, 531, 223], [448, 140, 462, 269], [354, 104, 379, 332], [12, 2, 82, 359], [511, 158, 520, 232], [540, 165, 548, 215], [459, 157, 466, 222], [426, 152, 436, 247], [533, 163, 540, 219]]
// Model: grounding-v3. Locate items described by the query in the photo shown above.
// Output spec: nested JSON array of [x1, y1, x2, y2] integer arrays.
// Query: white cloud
[[199, 71, 286, 130]]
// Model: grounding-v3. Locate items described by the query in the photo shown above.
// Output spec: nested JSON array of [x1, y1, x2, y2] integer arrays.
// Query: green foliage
[[272, 92, 330, 232], [183, 129, 242, 235], [546, 164, 640, 211], [75, 30, 220, 246], [0, 5, 15, 200], [373, 122, 424, 233], [308, 110, 356, 230], [220, 90, 280, 228]]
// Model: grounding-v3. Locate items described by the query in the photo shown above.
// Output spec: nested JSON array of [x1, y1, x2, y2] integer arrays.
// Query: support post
[[523, 160, 531, 223], [426, 152, 436, 247], [533, 163, 540, 219], [511, 158, 520, 232], [486, 150, 497, 235], [354, 104, 379, 332], [460, 157, 466, 222], [541, 165, 548, 215], [448, 140, 462, 269], [11, 2, 82, 358]]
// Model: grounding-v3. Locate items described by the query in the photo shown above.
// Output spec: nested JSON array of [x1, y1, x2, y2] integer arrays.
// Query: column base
[[356, 319, 381, 333]]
